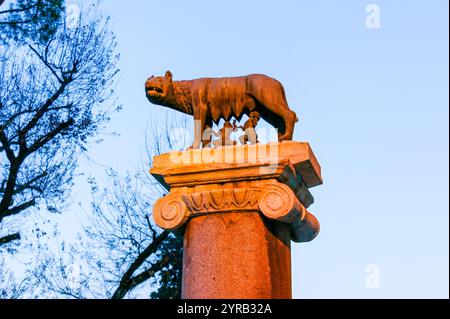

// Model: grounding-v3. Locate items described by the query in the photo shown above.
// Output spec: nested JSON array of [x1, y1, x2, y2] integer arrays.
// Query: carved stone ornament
[[153, 182, 318, 242], [153, 192, 190, 231], [182, 188, 260, 214]]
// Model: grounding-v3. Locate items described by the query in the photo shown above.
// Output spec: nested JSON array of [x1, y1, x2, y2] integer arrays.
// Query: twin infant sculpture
[[145, 71, 298, 149], [203, 111, 260, 148]]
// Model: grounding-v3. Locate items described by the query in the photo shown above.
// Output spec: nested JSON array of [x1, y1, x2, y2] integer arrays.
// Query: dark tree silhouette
[[30, 119, 188, 299], [0, 3, 119, 248], [1, 1, 182, 299], [0, 0, 65, 44], [91, 169, 183, 299]]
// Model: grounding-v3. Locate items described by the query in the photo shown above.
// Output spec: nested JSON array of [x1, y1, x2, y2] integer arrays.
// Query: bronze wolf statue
[[145, 71, 298, 149]]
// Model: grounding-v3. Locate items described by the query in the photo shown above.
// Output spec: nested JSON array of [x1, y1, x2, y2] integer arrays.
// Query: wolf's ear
[[165, 70, 173, 81]]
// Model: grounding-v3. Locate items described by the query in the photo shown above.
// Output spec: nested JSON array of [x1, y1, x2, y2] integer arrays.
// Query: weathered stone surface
[[182, 212, 291, 299]]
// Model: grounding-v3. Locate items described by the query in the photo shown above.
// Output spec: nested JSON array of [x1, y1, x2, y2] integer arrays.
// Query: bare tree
[[31, 117, 190, 299], [1, 1, 185, 299], [0, 3, 119, 249], [89, 169, 183, 299], [0, 258, 31, 298]]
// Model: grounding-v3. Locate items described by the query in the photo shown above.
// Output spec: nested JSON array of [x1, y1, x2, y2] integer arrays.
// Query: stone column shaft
[[182, 212, 291, 299]]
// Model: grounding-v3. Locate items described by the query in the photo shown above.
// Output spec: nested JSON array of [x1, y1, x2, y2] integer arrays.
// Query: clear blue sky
[[68, 0, 448, 298]]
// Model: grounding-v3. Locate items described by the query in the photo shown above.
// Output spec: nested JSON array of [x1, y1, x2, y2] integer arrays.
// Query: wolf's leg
[[191, 111, 206, 149], [278, 109, 297, 141]]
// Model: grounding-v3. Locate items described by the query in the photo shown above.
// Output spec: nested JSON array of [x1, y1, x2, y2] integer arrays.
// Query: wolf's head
[[145, 70, 173, 105]]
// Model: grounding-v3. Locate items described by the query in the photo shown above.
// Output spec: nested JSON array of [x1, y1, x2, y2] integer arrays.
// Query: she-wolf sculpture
[[145, 71, 298, 149]]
